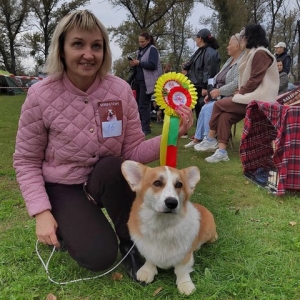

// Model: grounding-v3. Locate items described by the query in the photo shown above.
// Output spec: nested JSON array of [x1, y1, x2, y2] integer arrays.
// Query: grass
[[0, 93, 300, 300]]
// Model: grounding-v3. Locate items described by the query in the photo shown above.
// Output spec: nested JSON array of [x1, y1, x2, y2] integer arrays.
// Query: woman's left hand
[[130, 60, 139, 67], [175, 105, 194, 137]]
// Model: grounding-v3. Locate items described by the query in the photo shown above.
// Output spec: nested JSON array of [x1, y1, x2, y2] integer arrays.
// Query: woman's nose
[[83, 47, 94, 58]]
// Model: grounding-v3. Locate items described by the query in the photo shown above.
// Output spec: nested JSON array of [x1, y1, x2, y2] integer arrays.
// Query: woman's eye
[[93, 44, 103, 50], [73, 42, 82, 47]]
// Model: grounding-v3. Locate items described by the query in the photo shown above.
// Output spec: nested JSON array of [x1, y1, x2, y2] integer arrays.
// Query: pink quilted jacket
[[13, 73, 161, 216]]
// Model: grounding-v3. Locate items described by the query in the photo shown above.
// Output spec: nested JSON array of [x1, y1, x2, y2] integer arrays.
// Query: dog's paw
[[209, 232, 218, 243], [136, 266, 157, 283], [177, 281, 196, 295]]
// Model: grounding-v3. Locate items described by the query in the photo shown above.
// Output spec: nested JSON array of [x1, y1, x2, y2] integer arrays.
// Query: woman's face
[[139, 36, 150, 48], [277, 61, 283, 72], [62, 27, 104, 90], [195, 36, 203, 48], [227, 36, 240, 56]]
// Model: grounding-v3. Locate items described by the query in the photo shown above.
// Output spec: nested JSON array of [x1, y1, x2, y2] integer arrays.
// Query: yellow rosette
[[154, 72, 197, 167]]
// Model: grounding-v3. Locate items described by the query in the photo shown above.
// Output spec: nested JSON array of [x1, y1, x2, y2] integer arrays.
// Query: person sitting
[[195, 24, 279, 163], [277, 60, 288, 95], [182, 28, 221, 121], [184, 33, 244, 149]]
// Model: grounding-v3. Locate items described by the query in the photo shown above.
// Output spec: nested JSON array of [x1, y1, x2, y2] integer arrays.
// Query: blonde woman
[[13, 10, 193, 281]]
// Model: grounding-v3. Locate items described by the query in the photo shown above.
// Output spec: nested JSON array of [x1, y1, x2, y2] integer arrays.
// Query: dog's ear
[[121, 160, 144, 191], [182, 166, 200, 192]]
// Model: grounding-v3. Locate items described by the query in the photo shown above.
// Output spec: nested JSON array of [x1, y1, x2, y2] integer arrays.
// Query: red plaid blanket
[[240, 100, 300, 195]]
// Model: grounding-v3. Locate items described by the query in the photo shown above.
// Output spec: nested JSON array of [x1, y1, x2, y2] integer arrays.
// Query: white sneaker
[[194, 137, 218, 152], [205, 149, 230, 163], [180, 134, 189, 139], [184, 140, 200, 148]]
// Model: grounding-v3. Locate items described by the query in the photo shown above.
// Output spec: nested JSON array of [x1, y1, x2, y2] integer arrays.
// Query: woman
[[129, 32, 162, 135], [184, 33, 244, 149], [277, 60, 289, 95], [195, 24, 279, 163], [182, 28, 221, 121], [13, 10, 193, 281]]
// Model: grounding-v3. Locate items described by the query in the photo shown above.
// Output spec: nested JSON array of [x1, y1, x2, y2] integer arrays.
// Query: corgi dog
[[106, 108, 117, 121], [121, 161, 218, 295]]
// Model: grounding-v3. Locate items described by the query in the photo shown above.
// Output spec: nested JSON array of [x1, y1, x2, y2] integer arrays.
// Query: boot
[[119, 239, 145, 282]]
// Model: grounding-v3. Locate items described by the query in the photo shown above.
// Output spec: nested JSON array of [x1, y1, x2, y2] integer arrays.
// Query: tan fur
[[121, 161, 218, 295]]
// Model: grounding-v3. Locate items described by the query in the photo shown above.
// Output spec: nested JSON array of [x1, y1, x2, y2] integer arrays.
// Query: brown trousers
[[209, 97, 247, 145], [45, 156, 135, 272]]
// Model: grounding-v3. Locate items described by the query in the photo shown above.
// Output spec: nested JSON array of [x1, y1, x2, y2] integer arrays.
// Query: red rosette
[[167, 86, 192, 110]]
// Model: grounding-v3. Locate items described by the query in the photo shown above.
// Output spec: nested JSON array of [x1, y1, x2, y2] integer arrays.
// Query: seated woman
[[184, 33, 244, 149], [195, 24, 279, 163]]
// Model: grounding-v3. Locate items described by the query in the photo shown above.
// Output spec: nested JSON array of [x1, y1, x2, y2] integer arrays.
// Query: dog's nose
[[164, 197, 178, 209]]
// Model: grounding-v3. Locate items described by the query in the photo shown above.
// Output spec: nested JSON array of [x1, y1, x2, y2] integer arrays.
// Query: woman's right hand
[[209, 88, 220, 99], [204, 95, 209, 103], [35, 210, 60, 248]]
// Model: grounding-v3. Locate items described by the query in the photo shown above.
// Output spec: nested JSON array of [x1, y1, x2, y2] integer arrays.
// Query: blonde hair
[[44, 10, 112, 79]]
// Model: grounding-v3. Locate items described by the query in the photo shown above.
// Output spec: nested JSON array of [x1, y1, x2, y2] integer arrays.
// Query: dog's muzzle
[[164, 197, 178, 213]]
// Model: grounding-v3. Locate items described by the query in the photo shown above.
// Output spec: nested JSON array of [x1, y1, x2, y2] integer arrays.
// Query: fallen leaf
[[245, 181, 249, 185], [112, 272, 123, 281], [250, 218, 261, 222], [45, 294, 57, 300], [204, 267, 212, 279], [289, 221, 297, 226], [235, 209, 240, 215], [153, 287, 163, 296]]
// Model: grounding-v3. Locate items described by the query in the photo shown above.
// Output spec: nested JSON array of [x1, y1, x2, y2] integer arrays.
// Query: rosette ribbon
[[154, 72, 197, 167]]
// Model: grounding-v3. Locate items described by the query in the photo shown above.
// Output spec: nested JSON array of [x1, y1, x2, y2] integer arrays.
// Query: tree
[[24, 0, 89, 68], [161, 0, 195, 71], [0, 0, 30, 74], [108, 0, 195, 75]]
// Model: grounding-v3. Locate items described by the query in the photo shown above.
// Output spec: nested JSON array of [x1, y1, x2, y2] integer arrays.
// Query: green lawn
[[0, 94, 299, 300]]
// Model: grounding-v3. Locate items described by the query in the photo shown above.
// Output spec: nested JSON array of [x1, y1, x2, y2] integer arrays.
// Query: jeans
[[194, 101, 216, 140]]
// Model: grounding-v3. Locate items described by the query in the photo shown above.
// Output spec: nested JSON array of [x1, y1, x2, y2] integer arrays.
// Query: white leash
[[35, 240, 135, 285]]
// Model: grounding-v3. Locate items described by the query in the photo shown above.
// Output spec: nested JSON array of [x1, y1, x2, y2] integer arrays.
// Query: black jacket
[[275, 50, 291, 74], [183, 45, 220, 89]]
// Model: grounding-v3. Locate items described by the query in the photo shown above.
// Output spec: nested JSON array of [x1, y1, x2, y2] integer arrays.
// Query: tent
[[0, 70, 24, 95]]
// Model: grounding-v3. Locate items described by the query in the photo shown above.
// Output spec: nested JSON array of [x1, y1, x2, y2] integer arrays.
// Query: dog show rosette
[[154, 72, 197, 167]]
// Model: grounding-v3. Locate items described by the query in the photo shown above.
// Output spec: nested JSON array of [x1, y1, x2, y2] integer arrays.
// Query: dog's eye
[[153, 180, 163, 187], [175, 182, 183, 189]]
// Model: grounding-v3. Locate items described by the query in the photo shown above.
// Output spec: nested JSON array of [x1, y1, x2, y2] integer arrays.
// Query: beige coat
[[232, 47, 279, 104]]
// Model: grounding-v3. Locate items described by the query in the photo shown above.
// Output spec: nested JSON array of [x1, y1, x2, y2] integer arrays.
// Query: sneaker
[[184, 140, 200, 148], [180, 134, 189, 139], [205, 149, 230, 163], [189, 135, 195, 141], [194, 137, 218, 152]]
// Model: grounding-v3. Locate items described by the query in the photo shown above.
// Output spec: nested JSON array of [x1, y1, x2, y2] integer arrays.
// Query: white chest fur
[[131, 202, 200, 269]]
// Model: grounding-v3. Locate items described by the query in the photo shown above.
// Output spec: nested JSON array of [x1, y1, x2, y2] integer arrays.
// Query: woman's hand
[[210, 88, 220, 99], [204, 95, 209, 103], [175, 105, 194, 137], [35, 210, 60, 248], [201, 89, 208, 96], [129, 60, 140, 67]]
